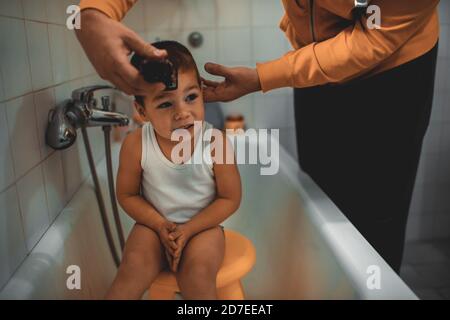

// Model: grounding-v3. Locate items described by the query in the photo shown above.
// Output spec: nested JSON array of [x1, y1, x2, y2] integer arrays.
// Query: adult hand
[[75, 9, 168, 95], [202, 63, 262, 103], [167, 224, 194, 272]]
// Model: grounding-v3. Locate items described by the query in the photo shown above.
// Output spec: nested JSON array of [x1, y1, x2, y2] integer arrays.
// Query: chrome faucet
[[46, 85, 130, 150]]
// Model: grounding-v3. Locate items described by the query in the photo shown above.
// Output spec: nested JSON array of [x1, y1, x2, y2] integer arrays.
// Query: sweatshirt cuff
[[256, 56, 293, 93], [79, 0, 120, 20]]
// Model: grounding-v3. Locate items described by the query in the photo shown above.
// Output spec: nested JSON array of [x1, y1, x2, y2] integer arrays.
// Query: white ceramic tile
[[48, 24, 70, 84], [143, 0, 182, 32], [217, 28, 252, 64], [253, 92, 291, 129], [220, 94, 254, 129], [438, 25, 449, 59], [0, 0, 23, 18], [42, 151, 66, 222], [5, 94, 41, 178], [0, 66, 4, 102], [422, 124, 441, 155], [16, 164, 50, 251], [25, 21, 54, 90], [251, 0, 285, 27], [122, 0, 145, 32], [0, 17, 32, 100], [66, 28, 82, 80], [22, 0, 47, 21], [253, 26, 287, 62], [439, 0, 450, 25], [61, 138, 88, 199], [0, 186, 27, 289], [0, 103, 15, 192], [180, 29, 216, 63], [182, 0, 216, 29], [45, 0, 67, 25], [217, 0, 251, 27], [33, 88, 56, 160]]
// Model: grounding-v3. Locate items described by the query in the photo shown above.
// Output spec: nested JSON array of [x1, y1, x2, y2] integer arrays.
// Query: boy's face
[[135, 69, 204, 141]]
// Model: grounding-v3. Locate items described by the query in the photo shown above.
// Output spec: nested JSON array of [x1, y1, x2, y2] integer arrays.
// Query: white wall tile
[[0, 17, 32, 100], [0, 186, 27, 289], [217, 28, 252, 64], [251, 0, 285, 27], [22, 0, 48, 22], [0, 0, 23, 18], [143, 0, 182, 32], [253, 92, 292, 129], [42, 151, 66, 222], [0, 66, 4, 102], [0, 103, 15, 192], [179, 0, 216, 29], [16, 164, 50, 251], [33, 88, 56, 160], [253, 26, 287, 62], [5, 94, 41, 178], [66, 29, 82, 80], [48, 24, 70, 84], [45, 0, 68, 25], [217, 0, 251, 28], [180, 29, 216, 63], [122, 0, 145, 32], [25, 21, 54, 90]]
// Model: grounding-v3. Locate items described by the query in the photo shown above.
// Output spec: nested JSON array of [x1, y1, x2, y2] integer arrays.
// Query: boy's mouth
[[173, 123, 194, 131]]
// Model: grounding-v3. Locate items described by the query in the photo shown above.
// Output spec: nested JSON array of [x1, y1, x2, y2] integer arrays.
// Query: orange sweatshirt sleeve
[[256, 0, 440, 92], [79, 0, 137, 21]]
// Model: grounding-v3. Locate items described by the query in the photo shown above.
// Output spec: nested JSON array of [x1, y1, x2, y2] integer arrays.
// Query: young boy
[[105, 41, 242, 300]]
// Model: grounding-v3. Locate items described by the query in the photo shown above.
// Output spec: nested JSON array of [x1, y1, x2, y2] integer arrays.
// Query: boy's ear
[[134, 101, 146, 117]]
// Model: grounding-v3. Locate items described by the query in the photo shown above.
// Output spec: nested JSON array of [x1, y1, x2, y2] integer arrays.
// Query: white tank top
[[140, 121, 216, 223]]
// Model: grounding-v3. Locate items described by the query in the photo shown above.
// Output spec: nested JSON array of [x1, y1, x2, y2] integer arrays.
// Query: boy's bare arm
[[116, 129, 166, 232], [185, 133, 242, 236]]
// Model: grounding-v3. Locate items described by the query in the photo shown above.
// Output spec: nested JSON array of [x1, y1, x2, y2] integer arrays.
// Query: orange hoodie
[[79, 0, 440, 92]]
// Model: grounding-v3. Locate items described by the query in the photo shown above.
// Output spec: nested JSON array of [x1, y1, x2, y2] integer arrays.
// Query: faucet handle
[[71, 85, 114, 104]]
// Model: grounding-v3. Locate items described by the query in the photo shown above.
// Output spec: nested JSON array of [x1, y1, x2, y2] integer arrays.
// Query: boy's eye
[[186, 93, 198, 102], [157, 101, 172, 109]]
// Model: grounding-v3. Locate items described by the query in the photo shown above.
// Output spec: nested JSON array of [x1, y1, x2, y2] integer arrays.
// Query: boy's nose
[[173, 109, 191, 121]]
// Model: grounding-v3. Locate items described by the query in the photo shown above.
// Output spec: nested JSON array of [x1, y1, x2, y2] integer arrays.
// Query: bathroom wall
[[0, 0, 109, 290], [406, 1, 450, 242]]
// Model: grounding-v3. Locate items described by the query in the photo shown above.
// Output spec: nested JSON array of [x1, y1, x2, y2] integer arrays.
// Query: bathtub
[[0, 130, 417, 299]]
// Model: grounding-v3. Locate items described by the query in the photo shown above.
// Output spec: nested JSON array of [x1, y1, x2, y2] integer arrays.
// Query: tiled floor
[[400, 238, 450, 300]]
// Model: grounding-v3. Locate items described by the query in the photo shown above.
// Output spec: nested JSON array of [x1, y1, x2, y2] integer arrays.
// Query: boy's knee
[[120, 251, 149, 272], [178, 262, 216, 284]]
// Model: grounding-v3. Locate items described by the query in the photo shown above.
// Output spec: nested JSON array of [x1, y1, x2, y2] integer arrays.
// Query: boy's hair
[[130, 40, 201, 107]]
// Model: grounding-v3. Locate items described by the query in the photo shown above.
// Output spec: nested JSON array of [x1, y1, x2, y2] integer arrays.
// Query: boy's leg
[[105, 223, 166, 299], [176, 226, 225, 300]]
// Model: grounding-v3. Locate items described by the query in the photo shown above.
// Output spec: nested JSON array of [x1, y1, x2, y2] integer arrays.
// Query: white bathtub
[[0, 131, 417, 299]]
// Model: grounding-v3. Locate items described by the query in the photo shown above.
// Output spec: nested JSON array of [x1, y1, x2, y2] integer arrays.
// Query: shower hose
[[81, 125, 125, 268]]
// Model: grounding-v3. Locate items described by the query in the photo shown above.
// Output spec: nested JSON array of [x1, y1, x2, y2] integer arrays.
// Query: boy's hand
[[156, 220, 178, 257], [167, 224, 194, 272]]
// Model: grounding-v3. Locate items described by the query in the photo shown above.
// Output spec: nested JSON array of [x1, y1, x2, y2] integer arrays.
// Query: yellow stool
[[148, 229, 256, 300]]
